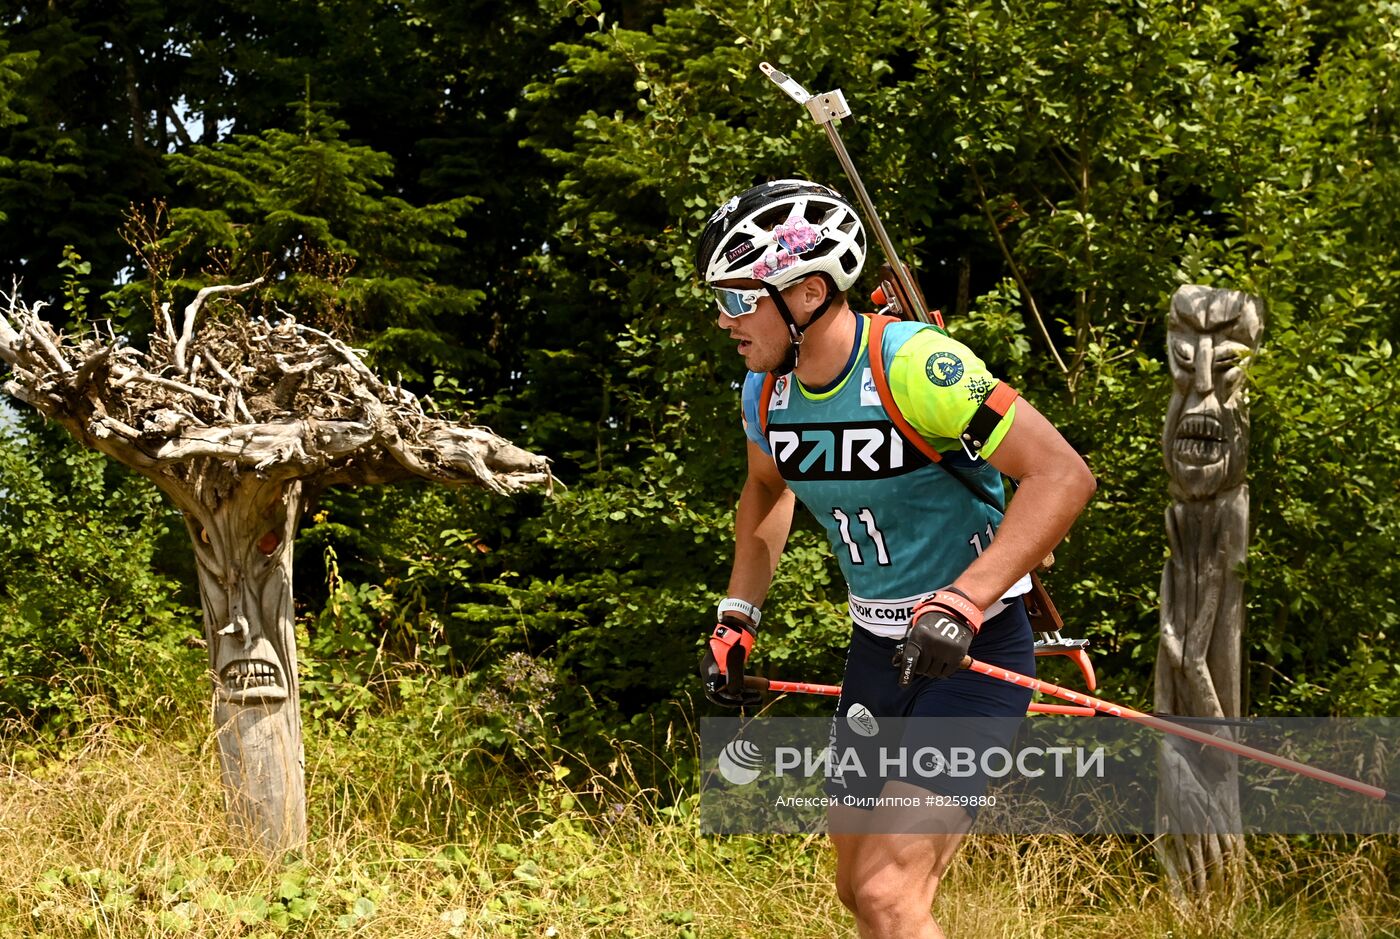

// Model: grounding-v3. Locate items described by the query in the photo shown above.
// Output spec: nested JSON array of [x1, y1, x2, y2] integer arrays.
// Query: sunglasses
[[713, 286, 766, 318]]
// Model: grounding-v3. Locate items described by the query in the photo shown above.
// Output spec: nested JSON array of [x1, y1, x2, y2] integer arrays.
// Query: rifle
[[759, 62, 1094, 691]]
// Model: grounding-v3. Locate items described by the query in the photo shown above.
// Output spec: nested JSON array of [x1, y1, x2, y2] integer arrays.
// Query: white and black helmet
[[696, 179, 866, 291]]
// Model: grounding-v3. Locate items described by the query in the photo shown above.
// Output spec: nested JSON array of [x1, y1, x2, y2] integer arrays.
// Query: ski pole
[[743, 675, 1097, 717], [748, 676, 842, 697], [961, 655, 1400, 805], [758, 62, 935, 327], [745, 676, 1256, 724]]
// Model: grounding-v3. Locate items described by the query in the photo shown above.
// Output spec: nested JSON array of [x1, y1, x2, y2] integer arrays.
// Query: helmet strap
[[763, 279, 836, 377]]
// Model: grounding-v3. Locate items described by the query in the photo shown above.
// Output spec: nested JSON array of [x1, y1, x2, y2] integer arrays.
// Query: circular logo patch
[[846, 703, 880, 738], [925, 352, 965, 387], [915, 747, 947, 777]]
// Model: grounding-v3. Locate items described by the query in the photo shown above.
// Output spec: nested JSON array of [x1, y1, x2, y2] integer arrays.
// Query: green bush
[[0, 415, 201, 736]]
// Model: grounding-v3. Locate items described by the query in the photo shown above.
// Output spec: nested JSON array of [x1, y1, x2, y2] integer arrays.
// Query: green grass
[[1, 702, 1397, 939]]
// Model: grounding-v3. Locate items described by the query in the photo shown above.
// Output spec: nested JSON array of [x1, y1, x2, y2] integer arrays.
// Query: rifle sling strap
[[759, 314, 1020, 498], [865, 315, 1018, 475], [756, 315, 1064, 627]]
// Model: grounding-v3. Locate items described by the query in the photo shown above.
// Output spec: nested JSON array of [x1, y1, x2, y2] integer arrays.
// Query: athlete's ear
[[794, 274, 828, 311]]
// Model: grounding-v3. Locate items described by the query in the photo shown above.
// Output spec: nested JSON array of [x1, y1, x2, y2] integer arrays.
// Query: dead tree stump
[[0, 281, 551, 854]]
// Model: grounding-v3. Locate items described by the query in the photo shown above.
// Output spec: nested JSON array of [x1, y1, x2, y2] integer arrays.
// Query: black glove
[[699, 615, 762, 707], [896, 587, 984, 684]]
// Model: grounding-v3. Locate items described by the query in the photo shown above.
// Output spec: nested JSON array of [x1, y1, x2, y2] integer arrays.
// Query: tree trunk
[[181, 472, 307, 854]]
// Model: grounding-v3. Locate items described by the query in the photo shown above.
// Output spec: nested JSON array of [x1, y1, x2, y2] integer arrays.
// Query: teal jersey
[[741, 315, 1030, 636]]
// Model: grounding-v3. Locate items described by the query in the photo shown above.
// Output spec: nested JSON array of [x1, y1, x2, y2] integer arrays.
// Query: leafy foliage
[[0, 414, 199, 733], [2, 0, 1399, 778], [512, 0, 1400, 716], [132, 101, 483, 381]]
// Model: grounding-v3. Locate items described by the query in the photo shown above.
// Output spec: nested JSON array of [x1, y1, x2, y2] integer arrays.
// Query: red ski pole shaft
[[961, 656, 1398, 804], [744, 676, 1096, 717], [760, 678, 842, 696]]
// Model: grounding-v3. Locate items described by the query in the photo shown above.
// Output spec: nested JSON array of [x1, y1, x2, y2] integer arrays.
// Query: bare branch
[[0, 300, 20, 366], [29, 318, 73, 375], [112, 365, 227, 407], [3, 379, 59, 409], [175, 277, 265, 373], [148, 420, 372, 464], [86, 405, 145, 444], [67, 345, 114, 393], [159, 301, 178, 350], [966, 162, 1070, 376], [203, 351, 254, 421], [202, 350, 241, 391], [2, 280, 549, 503]]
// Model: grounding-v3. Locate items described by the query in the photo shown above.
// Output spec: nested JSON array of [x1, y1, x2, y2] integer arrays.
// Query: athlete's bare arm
[[951, 399, 1095, 610], [725, 439, 797, 619]]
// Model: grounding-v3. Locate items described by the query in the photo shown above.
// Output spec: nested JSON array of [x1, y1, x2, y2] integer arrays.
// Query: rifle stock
[[873, 261, 945, 328]]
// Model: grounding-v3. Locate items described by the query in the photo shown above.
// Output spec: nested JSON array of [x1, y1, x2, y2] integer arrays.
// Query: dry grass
[[1, 708, 1396, 939]]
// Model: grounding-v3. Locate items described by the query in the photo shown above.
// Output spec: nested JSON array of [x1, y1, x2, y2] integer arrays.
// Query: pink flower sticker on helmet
[[773, 204, 823, 255], [752, 246, 799, 280]]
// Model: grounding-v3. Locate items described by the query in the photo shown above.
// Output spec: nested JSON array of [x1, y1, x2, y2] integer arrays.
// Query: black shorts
[[824, 599, 1035, 811]]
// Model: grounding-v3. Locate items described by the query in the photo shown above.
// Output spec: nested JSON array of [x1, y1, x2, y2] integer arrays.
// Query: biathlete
[[695, 179, 1096, 939]]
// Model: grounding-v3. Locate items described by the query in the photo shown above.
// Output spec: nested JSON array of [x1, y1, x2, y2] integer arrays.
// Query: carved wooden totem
[[1154, 285, 1263, 897], [1, 282, 551, 854]]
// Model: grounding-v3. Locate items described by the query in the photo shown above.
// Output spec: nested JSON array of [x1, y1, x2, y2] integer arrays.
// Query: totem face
[[210, 578, 291, 706], [1163, 286, 1263, 500], [187, 484, 301, 708]]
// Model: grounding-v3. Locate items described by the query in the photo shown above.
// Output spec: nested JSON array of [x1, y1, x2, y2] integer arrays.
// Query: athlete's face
[[713, 276, 821, 373]]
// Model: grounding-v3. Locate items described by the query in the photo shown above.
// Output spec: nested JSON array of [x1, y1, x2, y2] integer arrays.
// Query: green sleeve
[[886, 329, 1017, 457]]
